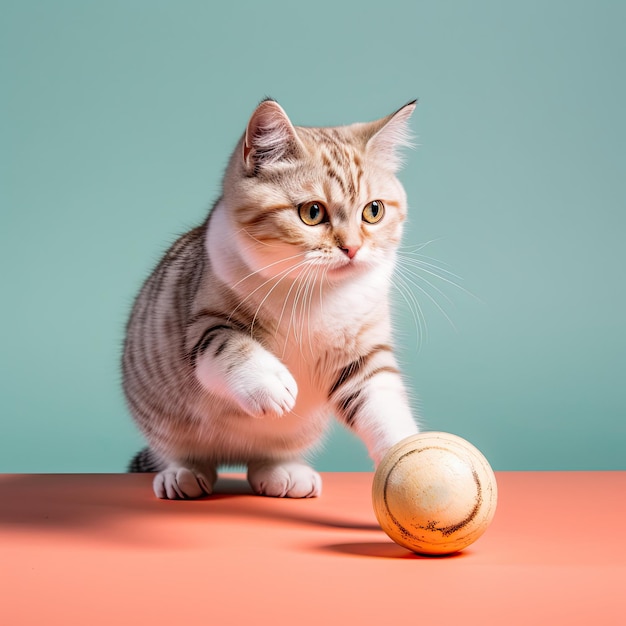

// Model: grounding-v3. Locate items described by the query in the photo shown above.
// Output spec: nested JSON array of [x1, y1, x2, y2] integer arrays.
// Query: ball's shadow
[[321, 541, 471, 560]]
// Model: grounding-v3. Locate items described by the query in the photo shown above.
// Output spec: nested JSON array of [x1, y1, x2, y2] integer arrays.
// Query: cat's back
[[126, 223, 207, 331], [122, 223, 208, 405]]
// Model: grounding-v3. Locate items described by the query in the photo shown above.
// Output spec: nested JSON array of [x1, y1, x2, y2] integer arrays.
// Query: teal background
[[1, 0, 624, 472]]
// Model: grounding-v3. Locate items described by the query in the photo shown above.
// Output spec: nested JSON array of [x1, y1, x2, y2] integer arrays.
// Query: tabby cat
[[123, 99, 420, 499]]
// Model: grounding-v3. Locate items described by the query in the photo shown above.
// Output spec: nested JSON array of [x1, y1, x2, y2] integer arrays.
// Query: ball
[[372, 432, 498, 555]]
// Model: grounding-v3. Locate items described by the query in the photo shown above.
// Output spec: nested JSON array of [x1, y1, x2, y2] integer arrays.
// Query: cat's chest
[[238, 268, 392, 386], [270, 292, 389, 380], [273, 289, 377, 349]]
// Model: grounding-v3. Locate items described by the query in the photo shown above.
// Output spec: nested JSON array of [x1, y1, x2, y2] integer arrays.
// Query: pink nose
[[339, 245, 360, 260]]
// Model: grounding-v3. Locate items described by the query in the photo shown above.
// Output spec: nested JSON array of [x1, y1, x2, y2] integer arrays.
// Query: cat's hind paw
[[247, 461, 322, 498], [153, 465, 217, 499]]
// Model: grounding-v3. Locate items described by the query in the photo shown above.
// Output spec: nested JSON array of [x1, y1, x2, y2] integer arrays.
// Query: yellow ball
[[372, 432, 498, 555]]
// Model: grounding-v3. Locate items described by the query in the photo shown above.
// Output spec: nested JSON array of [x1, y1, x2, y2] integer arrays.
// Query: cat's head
[[222, 99, 416, 282]]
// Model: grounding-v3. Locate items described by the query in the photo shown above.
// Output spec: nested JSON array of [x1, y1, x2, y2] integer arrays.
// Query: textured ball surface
[[372, 432, 498, 555]]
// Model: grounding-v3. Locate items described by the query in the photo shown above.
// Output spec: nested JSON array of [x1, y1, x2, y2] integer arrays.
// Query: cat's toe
[[260, 368, 298, 416], [153, 466, 215, 499], [175, 468, 211, 498], [232, 357, 298, 418], [248, 462, 322, 498], [286, 468, 322, 498]]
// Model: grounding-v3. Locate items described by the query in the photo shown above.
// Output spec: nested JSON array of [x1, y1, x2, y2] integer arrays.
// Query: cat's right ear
[[243, 100, 303, 172], [365, 100, 417, 171]]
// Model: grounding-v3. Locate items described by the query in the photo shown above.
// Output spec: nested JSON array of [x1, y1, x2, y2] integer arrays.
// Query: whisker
[[399, 241, 464, 275], [248, 259, 313, 334], [398, 254, 482, 303], [393, 269, 428, 349], [275, 264, 308, 335], [277, 261, 316, 358], [399, 252, 465, 282], [230, 251, 307, 291], [227, 257, 309, 327], [318, 264, 326, 319], [396, 259, 455, 306], [304, 264, 322, 358], [292, 262, 316, 351], [396, 264, 458, 332], [238, 227, 282, 248], [400, 238, 446, 255]]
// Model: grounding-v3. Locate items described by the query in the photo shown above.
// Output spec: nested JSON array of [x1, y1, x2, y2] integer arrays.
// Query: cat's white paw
[[248, 461, 322, 498], [153, 466, 216, 500], [228, 350, 297, 418]]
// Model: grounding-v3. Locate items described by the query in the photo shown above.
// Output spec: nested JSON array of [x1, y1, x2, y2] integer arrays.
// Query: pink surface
[[1, 472, 625, 625]]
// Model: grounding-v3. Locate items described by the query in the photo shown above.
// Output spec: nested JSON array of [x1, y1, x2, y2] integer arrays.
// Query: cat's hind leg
[[247, 460, 322, 498], [153, 463, 217, 500]]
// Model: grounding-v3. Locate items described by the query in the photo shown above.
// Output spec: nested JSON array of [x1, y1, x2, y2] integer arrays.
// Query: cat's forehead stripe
[[306, 132, 362, 206]]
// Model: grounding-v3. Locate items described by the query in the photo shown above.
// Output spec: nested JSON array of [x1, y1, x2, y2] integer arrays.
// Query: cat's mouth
[[298, 247, 376, 281], [324, 255, 369, 279]]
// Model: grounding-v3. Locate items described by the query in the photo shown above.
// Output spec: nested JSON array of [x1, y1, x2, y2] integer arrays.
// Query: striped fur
[[123, 99, 419, 499], [128, 447, 163, 473]]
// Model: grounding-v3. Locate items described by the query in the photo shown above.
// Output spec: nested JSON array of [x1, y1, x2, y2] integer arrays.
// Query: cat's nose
[[339, 245, 361, 260]]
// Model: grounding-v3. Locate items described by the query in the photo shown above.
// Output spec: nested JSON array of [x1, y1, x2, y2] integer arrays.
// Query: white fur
[[195, 340, 298, 419]]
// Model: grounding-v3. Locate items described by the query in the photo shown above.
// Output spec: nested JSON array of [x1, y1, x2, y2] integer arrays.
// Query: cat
[[123, 98, 420, 499]]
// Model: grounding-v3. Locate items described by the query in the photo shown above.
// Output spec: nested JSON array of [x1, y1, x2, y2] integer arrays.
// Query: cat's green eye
[[299, 201, 327, 226], [362, 200, 385, 224]]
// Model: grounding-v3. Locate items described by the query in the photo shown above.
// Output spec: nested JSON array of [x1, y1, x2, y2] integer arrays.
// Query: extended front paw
[[228, 350, 297, 418]]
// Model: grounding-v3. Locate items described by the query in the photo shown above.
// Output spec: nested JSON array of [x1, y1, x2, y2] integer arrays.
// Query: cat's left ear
[[243, 99, 304, 172], [366, 100, 417, 171]]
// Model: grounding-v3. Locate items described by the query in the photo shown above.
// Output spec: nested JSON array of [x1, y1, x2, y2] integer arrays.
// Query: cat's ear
[[243, 99, 303, 172], [366, 100, 417, 171]]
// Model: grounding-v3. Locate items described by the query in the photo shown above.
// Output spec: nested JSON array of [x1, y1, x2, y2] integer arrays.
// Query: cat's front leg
[[329, 346, 419, 465], [191, 324, 297, 418]]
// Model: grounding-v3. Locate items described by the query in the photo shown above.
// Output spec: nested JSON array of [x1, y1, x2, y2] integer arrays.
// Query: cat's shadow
[[211, 476, 381, 531], [0, 473, 381, 546]]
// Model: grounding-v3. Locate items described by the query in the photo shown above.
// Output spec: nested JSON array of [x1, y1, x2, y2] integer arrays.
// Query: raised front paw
[[228, 350, 297, 418]]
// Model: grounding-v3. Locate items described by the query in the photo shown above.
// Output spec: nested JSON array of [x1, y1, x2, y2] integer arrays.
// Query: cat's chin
[[324, 258, 372, 281]]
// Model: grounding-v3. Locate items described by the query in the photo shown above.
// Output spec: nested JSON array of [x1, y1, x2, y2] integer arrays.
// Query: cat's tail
[[128, 447, 164, 473]]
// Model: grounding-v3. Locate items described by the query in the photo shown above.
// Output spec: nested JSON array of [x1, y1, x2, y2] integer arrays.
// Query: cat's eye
[[362, 200, 385, 224], [298, 201, 327, 226]]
